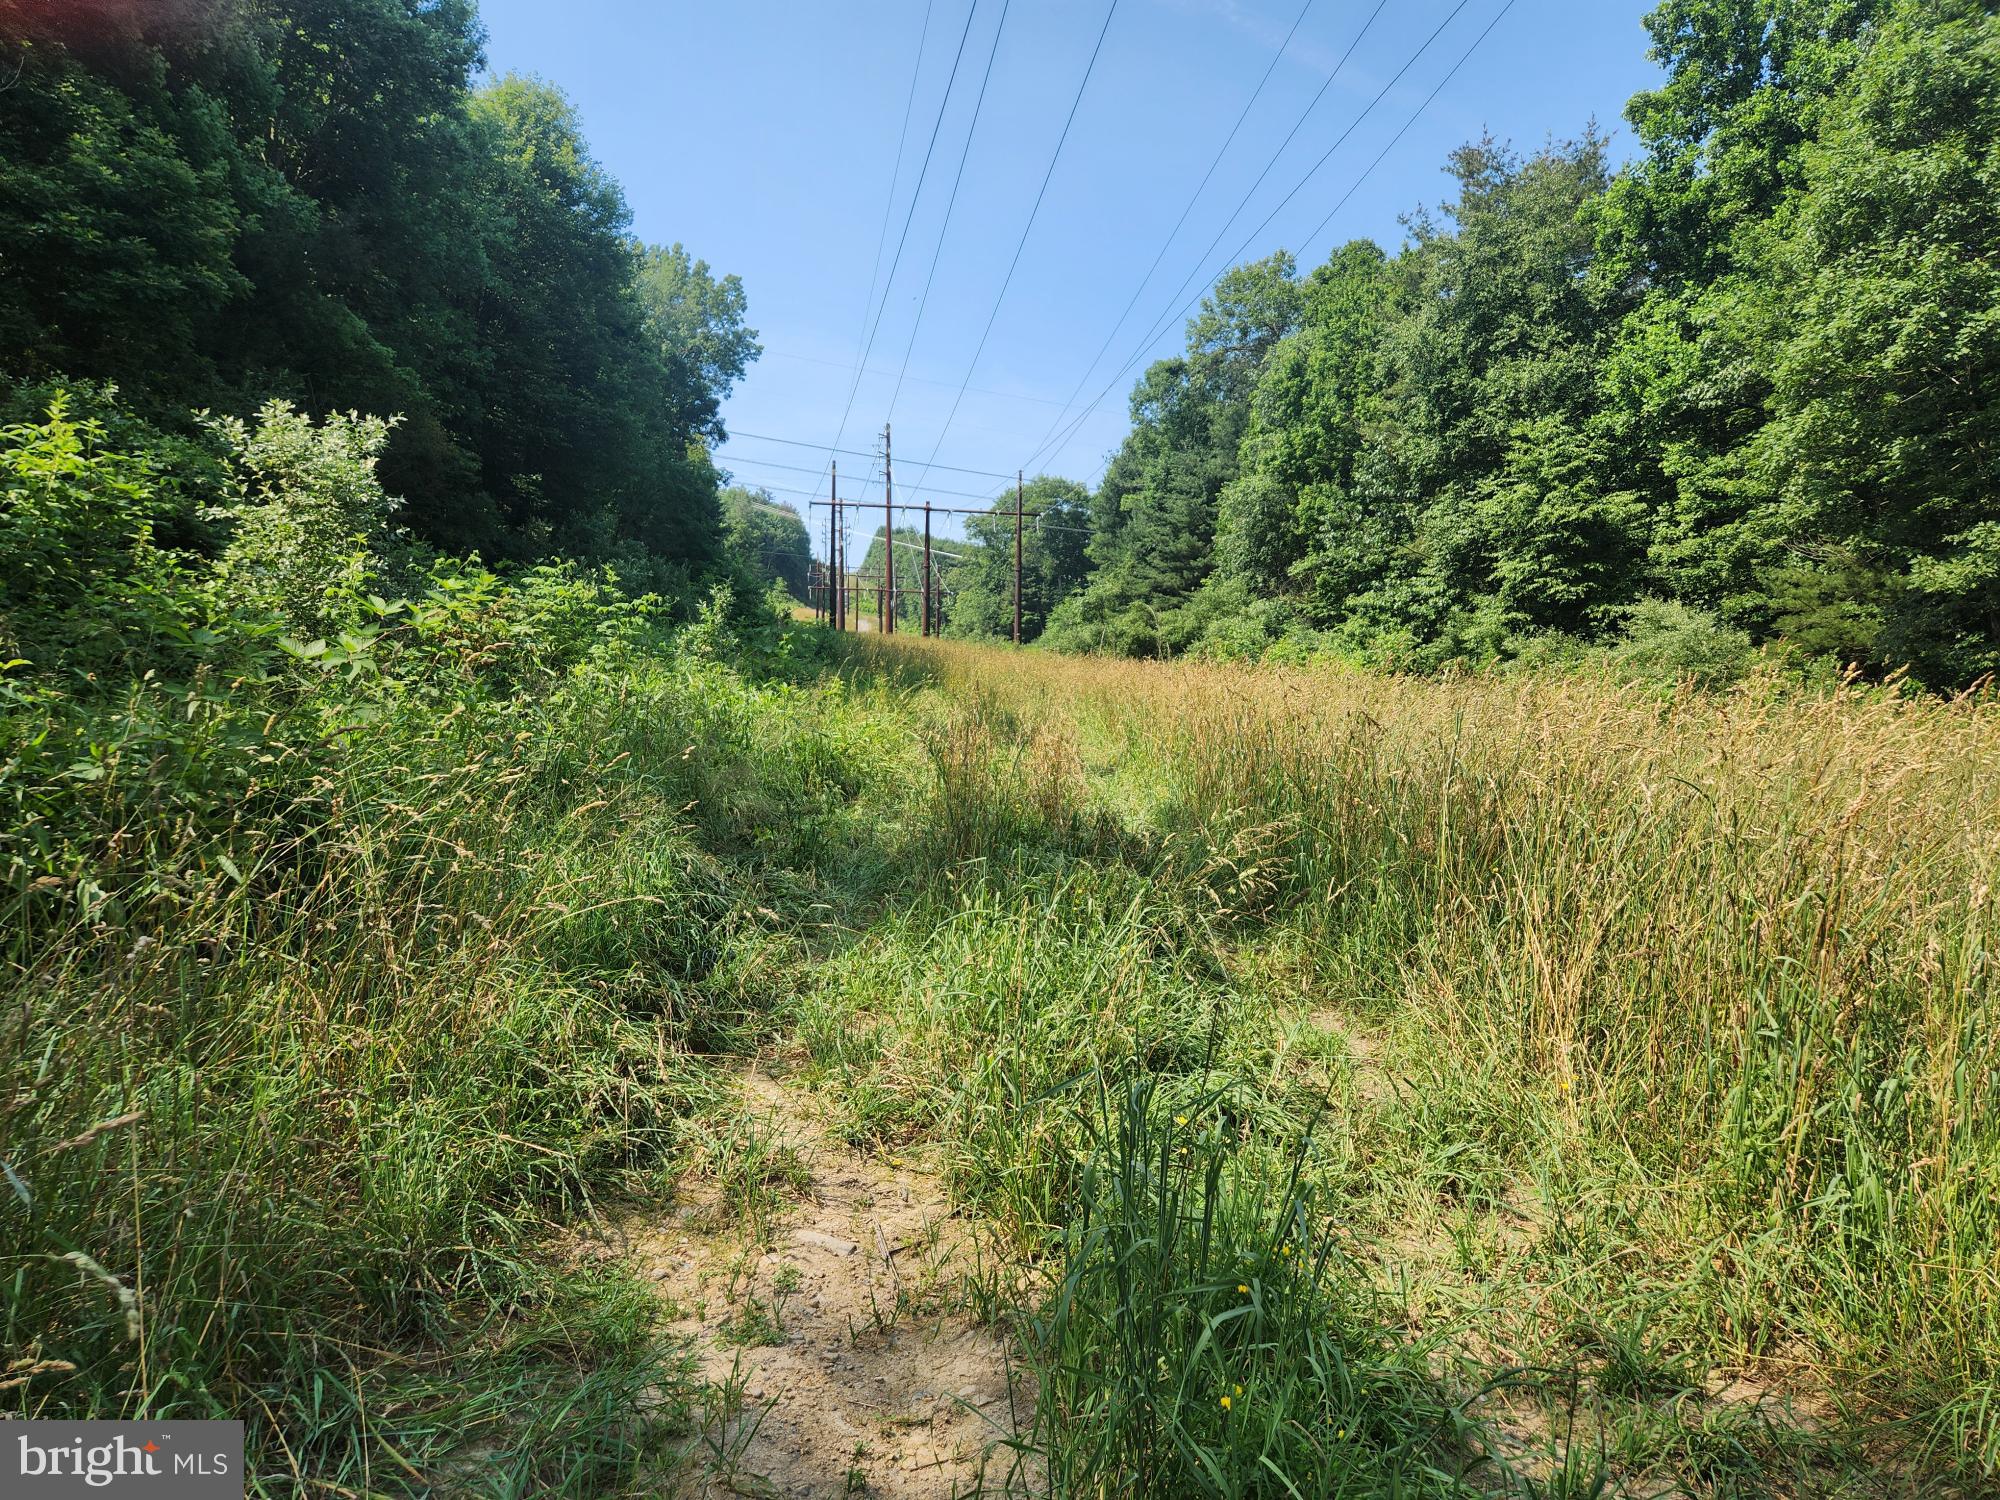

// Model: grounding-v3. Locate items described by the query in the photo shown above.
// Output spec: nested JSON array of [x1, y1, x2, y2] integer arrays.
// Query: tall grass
[[1031, 1073, 1484, 1497], [0, 600, 890, 1491], [13, 554, 1997, 1494], [835, 640, 2000, 1487]]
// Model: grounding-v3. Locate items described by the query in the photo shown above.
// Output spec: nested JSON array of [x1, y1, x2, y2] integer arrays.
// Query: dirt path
[[631, 1066, 1030, 1498]]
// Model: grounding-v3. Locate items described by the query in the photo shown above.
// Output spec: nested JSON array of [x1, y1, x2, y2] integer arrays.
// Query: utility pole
[[825, 462, 837, 628], [1014, 469, 1024, 646], [882, 424, 896, 636], [921, 501, 933, 637]]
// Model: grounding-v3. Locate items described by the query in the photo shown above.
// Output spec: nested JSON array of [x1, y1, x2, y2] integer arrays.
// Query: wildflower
[[1233, 1384, 1243, 1397], [1219, 1395, 1231, 1411], [1175, 1115, 1188, 1127], [1237, 1283, 1250, 1294], [1280, 1244, 1292, 1257]]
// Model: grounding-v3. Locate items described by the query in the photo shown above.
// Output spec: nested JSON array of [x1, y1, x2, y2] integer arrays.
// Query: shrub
[[211, 402, 400, 632], [1607, 598, 1757, 687], [0, 395, 207, 676]]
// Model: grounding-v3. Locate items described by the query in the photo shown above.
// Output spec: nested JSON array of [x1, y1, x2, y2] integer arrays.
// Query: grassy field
[[7, 606, 1995, 1495], [797, 639, 1999, 1495]]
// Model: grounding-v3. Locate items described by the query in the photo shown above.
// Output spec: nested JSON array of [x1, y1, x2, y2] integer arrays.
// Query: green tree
[[720, 485, 812, 602], [1223, 240, 1391, 610], [1338, 132, 1630, 651], [952, 476, 1091, 641], [0, 4, 751, 578], [1592, 0, 1891, 620], [635, 244, 761, 443], [1753, 0, 2000, 680], [0, 4, 263, 402], [1062, 253, 1303, 655]]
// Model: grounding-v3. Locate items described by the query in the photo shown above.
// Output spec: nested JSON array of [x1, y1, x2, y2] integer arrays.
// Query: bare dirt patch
[[633, 1066, 1031, 1497]]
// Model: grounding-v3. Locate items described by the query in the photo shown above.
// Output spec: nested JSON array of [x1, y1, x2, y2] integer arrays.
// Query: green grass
[[0, 590, 912, 1491], [1028, 1072, 1484, 1497], [784, 638, 2000, 1495], [11, 580, 1998, 1495]]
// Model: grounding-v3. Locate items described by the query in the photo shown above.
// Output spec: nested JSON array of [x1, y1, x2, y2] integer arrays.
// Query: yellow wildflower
[[1237, 1283, 1250, 1294], [1219, 1395, 1231, 1411]]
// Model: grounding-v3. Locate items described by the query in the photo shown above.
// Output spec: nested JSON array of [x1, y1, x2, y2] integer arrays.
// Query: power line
[[1011, 0, 1322, 483], [1296, 0, 1520, 257], [1030, 0, 1488, 479], [755, 483, 1016, 514], [1019, 0, 1388, 473], [718, 452, 1003, 503], [905, 0, 1121, 498], [808, 0, 985, 508], [754, 347, 1072, 408], [1074, 2, 1522, 490], [884, 0, 1013, 425], [725, 429, 1019, 481], [717, 454, 866, 481], [811, 497, 1028, 516], [850, 0, 939, 394], [889, 535, 972, 562]]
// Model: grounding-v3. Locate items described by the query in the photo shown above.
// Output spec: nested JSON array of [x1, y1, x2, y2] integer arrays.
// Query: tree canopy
[[1036, 0, 2000, 688], [720, 486, 812, 603], [0, 0, 757, 581]]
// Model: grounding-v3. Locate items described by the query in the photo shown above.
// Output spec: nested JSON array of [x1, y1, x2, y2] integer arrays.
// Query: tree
[[1336, 132, 1629, 651], [635, 244, 761, 443], [1753, 0, 2000, 680], [1223, 240, 1391, 608], [1592, 0, 1892, 621], [952, 476, 1091, 641], [720, 486, 811, 602], [1059, 253, 1304, 655], [0, 4, 752, 580]]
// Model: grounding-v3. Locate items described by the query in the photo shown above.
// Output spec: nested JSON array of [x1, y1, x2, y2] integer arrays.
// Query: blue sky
[[476, 0, 1666, 546]]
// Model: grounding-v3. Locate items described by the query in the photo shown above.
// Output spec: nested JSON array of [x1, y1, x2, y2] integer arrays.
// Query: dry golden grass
[[851, 638, 2000, 1478]]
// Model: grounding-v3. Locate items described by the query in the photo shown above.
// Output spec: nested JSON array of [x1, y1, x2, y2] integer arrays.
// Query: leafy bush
[[0, 396, 207, 676], [0, 386, 857, 1490], [1607, 598, 1757, 687], [211, 402, 401, 631]]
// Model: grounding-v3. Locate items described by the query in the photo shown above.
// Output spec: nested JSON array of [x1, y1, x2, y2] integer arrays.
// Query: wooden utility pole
[[882, 424, 895, 636], [1013, 470, 1024, 646], [921, 501, 933, 637], [827, 462, 839, 629]]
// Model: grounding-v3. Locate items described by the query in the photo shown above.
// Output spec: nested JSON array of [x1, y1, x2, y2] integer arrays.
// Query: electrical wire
[[849, 0, 939, 394], [1027, 0, 1490, 478], [904, 0, 1121, 497], [717, 452, 1003, 503], [806, 1, 985, 504], [883, 0, 1014, 425], [1017, 0, 1387, 471], [725, 429, 1019, 481]]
